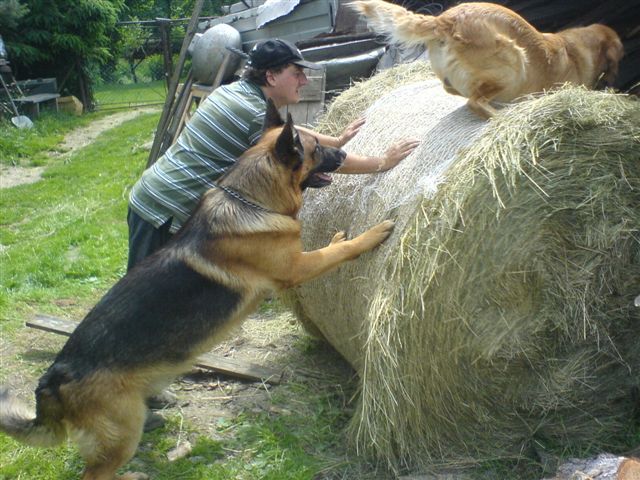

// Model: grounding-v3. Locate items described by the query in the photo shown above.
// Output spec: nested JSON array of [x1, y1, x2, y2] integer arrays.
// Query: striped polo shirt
[[129, 80, 267, 232]]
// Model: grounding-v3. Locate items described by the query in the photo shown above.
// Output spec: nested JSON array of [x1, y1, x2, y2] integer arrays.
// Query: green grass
[[0, 393, 353, 479], [0, 113, 95, 166], [0, 99, 363, 479], [94, 80, 167, 110], [0, 110, 155, 331]]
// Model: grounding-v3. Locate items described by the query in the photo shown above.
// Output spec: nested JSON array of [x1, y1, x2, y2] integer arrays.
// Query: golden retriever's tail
[[0, 386, 66, 447], [351, 0, 439, 47]]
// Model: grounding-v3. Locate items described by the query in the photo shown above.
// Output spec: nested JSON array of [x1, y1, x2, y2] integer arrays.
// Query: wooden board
[[27, 314, 282, 385], [13, 93, 60, 118]]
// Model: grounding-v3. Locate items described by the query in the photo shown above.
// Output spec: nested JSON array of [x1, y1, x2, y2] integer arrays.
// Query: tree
[[122, 0, 225, 21], [110, 0, 226, 84], [3, 0, 125, 108], [0, 0, 29, 30]]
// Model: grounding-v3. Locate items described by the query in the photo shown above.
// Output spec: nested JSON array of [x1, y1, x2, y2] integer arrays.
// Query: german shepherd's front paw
[[358, 219, 395, 251], [370, 219, 395, 240], [330, 231, 347, 244]]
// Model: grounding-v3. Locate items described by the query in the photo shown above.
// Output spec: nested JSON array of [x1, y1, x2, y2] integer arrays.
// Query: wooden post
[[157, 18, 174, 90], [76, 58, 89, 111], [147, 0, 205, 168]]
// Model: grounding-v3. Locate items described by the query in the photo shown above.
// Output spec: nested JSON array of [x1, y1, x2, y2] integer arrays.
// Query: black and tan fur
[[352, 0, 624, 118], [0, 100, 394, 480]]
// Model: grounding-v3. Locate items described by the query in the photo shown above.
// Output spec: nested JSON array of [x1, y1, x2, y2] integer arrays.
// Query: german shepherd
[[352, 0, 624, 118], [0, 99, 394, 480]]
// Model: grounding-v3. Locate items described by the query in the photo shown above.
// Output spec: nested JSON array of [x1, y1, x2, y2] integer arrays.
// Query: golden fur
[[352, 0, 624, 118]]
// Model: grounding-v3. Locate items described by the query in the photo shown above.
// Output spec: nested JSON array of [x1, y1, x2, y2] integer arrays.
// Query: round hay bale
[[288, 67, 640, 472]]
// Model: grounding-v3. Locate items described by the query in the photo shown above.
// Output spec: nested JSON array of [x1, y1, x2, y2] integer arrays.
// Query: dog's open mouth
[[303, 169, 338, 189], [301, 147, 345, 189], [307, 172, 333, 188]]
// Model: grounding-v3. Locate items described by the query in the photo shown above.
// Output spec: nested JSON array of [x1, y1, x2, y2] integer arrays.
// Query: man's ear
[[262, 98, 285, 132], [274, 113, 302, 167]]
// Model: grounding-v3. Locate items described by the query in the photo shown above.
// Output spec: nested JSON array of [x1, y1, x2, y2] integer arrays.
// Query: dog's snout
[[334, 147, 347, 166], [327, 147, 346, 171]]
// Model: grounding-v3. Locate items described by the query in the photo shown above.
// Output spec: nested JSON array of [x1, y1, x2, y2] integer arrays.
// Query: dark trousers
[[126, 207, 173, 271]]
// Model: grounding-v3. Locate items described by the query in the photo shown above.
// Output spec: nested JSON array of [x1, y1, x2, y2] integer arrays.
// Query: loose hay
[[288, 66, 640, 473]]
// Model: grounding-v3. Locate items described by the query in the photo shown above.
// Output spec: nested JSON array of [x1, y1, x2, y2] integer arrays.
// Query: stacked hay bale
[[288, 63, 640, 472]]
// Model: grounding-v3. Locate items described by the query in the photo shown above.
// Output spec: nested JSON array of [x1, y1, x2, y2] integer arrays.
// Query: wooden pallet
[[27, 314, 283, 385]]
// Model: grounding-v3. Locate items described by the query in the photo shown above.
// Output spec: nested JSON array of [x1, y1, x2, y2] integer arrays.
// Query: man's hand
[[334, 138, 420, 174], [378, 139, 421, 171], [338, 117, 366, 147]]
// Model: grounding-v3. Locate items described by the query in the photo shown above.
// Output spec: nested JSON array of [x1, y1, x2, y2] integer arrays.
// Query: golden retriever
[[352, 1, 624, 118]]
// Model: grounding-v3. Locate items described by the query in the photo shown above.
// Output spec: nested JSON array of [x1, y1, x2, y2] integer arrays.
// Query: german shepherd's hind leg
[[77, 392, 148, 480], [80, 422, 147, 480]]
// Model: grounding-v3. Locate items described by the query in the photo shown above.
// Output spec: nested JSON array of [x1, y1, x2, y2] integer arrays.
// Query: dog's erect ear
[[274, 113, 303, 168], [262, 98, 285, 131]]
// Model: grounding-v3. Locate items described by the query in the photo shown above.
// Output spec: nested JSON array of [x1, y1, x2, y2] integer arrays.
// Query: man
[[128, 38, 419, 271]]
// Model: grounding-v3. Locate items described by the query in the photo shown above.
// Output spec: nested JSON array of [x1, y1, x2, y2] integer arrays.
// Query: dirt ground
[[1, 305, 358, 476]]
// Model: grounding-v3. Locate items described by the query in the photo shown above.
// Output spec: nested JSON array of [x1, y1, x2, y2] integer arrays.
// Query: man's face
[[267, 64, 309, 107]]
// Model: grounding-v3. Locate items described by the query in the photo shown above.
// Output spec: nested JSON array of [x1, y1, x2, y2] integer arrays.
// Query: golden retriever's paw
[[330, 231, 347, 244]]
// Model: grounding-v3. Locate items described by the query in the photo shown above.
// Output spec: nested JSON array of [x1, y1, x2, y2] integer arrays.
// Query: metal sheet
[[256, 0, 302, 29], [204, 0, 336, 49]]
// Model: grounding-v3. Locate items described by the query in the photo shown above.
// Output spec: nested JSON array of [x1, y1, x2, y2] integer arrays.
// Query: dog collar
[[216, 184, 273, 213]]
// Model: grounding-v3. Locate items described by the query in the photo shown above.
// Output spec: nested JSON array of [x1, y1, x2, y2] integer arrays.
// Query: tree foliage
[[0, 0, 30, 30], [111, 0, 226, 84], [3, 0, 125, 107], [122, 0, 226, 21], [2, 0, 228, 107]]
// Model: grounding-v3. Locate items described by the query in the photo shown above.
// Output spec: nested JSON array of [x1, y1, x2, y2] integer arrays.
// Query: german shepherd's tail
[[0, 387, 66, 447], [351, 0, 440, 47]]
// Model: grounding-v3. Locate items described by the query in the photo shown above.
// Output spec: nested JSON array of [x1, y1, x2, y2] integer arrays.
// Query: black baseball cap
[[247, 39, 322, 70]]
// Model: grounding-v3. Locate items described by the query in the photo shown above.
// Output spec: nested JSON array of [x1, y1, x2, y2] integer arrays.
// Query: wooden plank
[[28, 314, 282, 385], [28, 314, 75, 335], [13, 93, 60, 118], [194, 353, 282, 385], [14, 93, 60, 103], [171, 83, 215, 143]]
